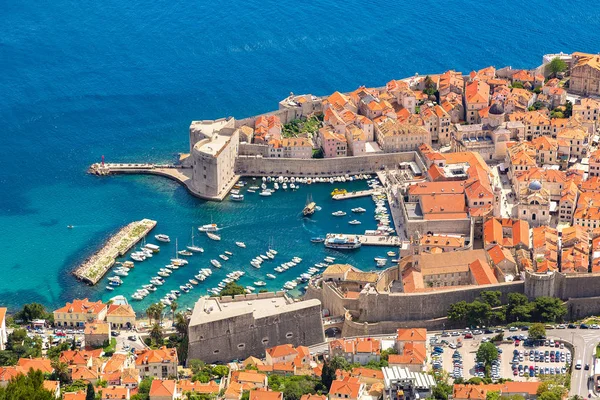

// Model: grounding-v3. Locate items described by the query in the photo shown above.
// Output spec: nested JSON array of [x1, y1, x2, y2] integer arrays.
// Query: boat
[[145, 243, 160, 252], [187, 228, 204, 253], [199, 223, 219, 232], [267, 274, 276, 279], [260, 254, 269, 260], [249, 186, 259, 190], [246, 285, 256, 292], [324, 234, 362, 249], [332, 211, 347, 217], [207, 232, 221, 241], [282, 183, 288, 190], [224, 251, 233, 256], [311, 237, 325, 243], [236, 241, 246, 248], [178, 250, 193, 256], [113, 269, 128, 277], [230, 193, 244, 202], [290, 183, 296, 190], [155, 234, 170, 242], [105, 286, 114, 291], [247, 189, 256, 193], [219, 254, 229, 261], [387, 251, 397, 257], [352, 207, 367, 213], [349, 220, 361, 225], [274, 182, 279, 190], [331, 188, 347, 196], [254, 281, 267, 286], [302, 194, 316, 217], [374, 257, 387, 262], [211, 259, 222, 268], [266, 252, 275, 259], [259, 191, 272, 197], [131, 253, 145, 262]]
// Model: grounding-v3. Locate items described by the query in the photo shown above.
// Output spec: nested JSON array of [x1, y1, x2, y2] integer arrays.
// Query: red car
[[464, 333, 473, 339], [55, 332, 66, 337]]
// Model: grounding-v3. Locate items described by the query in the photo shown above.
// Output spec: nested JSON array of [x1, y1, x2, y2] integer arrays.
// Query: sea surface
[[1, 0, 599, 313]]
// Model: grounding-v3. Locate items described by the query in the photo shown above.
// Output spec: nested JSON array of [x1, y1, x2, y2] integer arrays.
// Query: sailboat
[[170, 239, 188, 265], [187, 228, 204, 253]]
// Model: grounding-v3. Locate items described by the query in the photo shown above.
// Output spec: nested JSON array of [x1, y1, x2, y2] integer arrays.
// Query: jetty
[[72, 219, 157, 285], [332, 189, 381, 200]]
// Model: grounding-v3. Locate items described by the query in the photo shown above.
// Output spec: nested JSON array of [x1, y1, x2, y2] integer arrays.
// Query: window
[[286, 332, 293, 339], [262, 338, 269, 345], [213, 349, 220, 354], [238, 343, 246, 350]]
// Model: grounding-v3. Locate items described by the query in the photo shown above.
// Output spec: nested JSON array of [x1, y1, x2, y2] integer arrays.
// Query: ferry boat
[[324, 234, 361, 249], [303, 194, 316, 216], [206, 232, 221, 241], [331, 188, 347, 196], [332, 211, 347, 217], [311, 237, 325, 243], [352, 207, 367, 213], [230, 193, 244, 202], [155, 234, 171, 242], [236, 241, 246, 248], [199, 223, 219, 232], [349, 220, 361, 225]]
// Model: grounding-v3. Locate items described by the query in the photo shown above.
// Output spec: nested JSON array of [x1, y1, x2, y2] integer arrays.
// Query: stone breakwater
[[72, 219, 157, 285]]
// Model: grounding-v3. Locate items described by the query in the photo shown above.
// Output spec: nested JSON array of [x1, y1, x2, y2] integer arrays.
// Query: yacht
[[211, 259, 222, 268], [324, 234, 362, 249], [187, 228, 204, 253], [178, 250, 193, 256], [311, 237, 325, 243], [236, 241, 246, 248], [254, 281, 267, 286], [199, 223, 219, 232], [219, 254, 229, 261], [267, 274, 276, 279], [332, 211, 347, 217], [131, 253, 145, 262], [230, 193, 244, 202], [155, 234, 171, 242], [158, 271, 169, 277], [206, 232, 221, 241], [349, 220, 361, 225], [274, 182, 280, 190], [145, 243, 160, 252], [351, 207, 367, 213]]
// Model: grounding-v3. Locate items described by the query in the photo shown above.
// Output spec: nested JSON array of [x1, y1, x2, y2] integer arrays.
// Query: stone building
[[187, 293, 324, 364], [135, 347, 178, 379], [374, 118, 431, 153], [53, 299, 107, 328], [517, 180, 551, 227], [570, 52, 600, 96]]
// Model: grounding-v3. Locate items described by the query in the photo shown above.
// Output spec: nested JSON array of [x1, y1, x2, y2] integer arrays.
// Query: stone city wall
[[235, 152, 425, 177], [342, 316, 453, 337], [239, 143, 269, 157], [566, 296, 600, 321]]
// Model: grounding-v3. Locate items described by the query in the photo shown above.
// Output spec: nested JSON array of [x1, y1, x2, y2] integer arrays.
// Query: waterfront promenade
[[72, 219, 156, 285]]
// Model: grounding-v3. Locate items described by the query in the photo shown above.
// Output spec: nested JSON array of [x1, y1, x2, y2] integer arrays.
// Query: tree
[[476, 342, 499, 371], [170, 301, 178, 323], [150, 323, 163, 345], [14, 303, 49, 323], [547, 58, 567, 77], [174, 313, 188, 337], [448, 301, 468, 324], [532, 297, 566, 323], [321, 360, 335, 390], [466, 301, 492, 327], [529, 323, 546, 340], [0, 369, 54, 400], [487, 391, 501, 400], [511, 81, 524, 89], [505, 293, 531, 322], [312, 148, 324, 159], [86, 382, 95, 400], [51, 360, 71, 385], [212, 365, 229, 378], [219, 282, 246, 297], [432, 380, 452, 400], [423, 76, 437, 97], [564, 100, 573, 117], [479, 291, 502, 307]]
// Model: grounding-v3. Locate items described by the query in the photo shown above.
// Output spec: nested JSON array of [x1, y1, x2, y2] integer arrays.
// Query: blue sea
[[1, 0, 599, 313]]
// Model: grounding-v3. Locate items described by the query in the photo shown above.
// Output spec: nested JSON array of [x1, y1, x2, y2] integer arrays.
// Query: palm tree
[[174, 312, 188, 337], [170, 301, 178, 325], [149, 323, 163, 345], [146, 305, 155, 325], [50, 360, 71, 384]]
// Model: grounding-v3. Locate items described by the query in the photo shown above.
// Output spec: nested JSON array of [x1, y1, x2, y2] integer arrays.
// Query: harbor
[[72, 219, 157, 285]]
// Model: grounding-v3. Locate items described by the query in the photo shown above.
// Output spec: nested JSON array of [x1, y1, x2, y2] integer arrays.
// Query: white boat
[[282, 183, 288, 190], [274, 182, 280, 190], [105, 286, 114, 291], [145, 243, 160, 252], [246, 285, 256, 292], [187, 228, 204, 253], [269, 249, 278, 255], [387, 251, 397, 257], [266, 252, 275, 259], [199, 223, 219, 232], [131, 253, 145, 262], [230, 193, 244, 201], [113, 269, 128, 277], [374, 257, 387, 262], [225, 251, 233, 256], [178, 250, 193, 256], [267, 274, 276, 279], [254, 281, 267, 286], [207, 232, 221, 241], [349, 220, 361, 225], [259, 191, 272, 197], [158, 271, 169, 277], [251, 262, 261, 269], [324, 234, 361, 249], [260, 254, 269, 260], [236, 241, 246, 248], [219, 254, 229, 261], [332, 211, 347, 217], [352, 207, 366, 213], [155, 234, 170, 242], [211, 259, 222, 268], [247, 189, 256, 193]]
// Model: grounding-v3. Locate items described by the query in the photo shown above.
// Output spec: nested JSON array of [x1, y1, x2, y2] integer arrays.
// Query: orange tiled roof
[[330, 379, 363, 399], [267, 344, 297, 359], [396, 328, 427, 342], [63, 391, 87, 400], [107, 304, 136, 318], [135, 346, 177, 366], [469, 259, 498, 285], [249, 390, 284, 400], [54, 298, 106, 315], [149, 379, 176, 397], [103, 386, 129, 399], [17, 358, 53, 374]]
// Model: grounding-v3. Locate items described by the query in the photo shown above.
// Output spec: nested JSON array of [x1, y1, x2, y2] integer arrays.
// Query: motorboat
[[266, 252, 274, 259], [247, 189, 256, 193], [387, 251, 397, 257], [249, 186, 260, 190], [180, 285, 190, 293], [211, 259, 222, 268], [236, 241, 246, 248], [230, 194, 244, 201], [349, 220, 361, 225], [106, 286, 114, 291], [131, 253, 145, 262], [374, 257, 387, 262], [351, 207, 367, 213], [251, 262, 261, 269], [171, 258, 188, 265], [178, 250, 193, 256], [185, 283, 193, 290], [260, 254, 269, 260], [145, 243, 160, 252], [259, 191, 272, 197], [269, 249, 278, 255], [292, 257, 302, 263], [332, 211, 347, 217], [219, 254, 229, 261], [267, 274, 276, 279], [254, 281, 267, 286], [274, 182, 279, 190], [158, 271, 170, 277], [246, 286, 256, 292], [199, 223, 219, 232], [155, 234, 171, 242], [206, 232, 221, 241], [224, 251, 233, 256], [311, 237, 325, 243]]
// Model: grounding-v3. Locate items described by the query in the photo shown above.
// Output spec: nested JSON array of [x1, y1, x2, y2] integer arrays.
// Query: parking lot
[[429, 329, 572, 382]]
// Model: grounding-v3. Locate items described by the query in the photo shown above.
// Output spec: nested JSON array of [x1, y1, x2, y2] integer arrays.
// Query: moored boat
[[332, 211, 347, 217], [206, 232, 221, 241], [155, 234, 170, 242], [236, 241, 246, 248], [311, 237, 325, 243], [324, 234, 361, 249]]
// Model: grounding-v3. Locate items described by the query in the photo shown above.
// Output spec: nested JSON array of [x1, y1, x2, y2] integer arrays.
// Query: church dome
[[489, 102, 505, 115], [529, 180, 542, 191]]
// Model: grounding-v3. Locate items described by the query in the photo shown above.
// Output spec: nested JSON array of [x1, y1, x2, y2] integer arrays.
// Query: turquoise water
[[2, 0, 600, 311]]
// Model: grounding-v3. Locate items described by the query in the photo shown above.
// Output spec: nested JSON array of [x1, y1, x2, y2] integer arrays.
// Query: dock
[[332, 189, 382, 200], [72, 219, 157, 285], [328, 234, 401, 247]]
